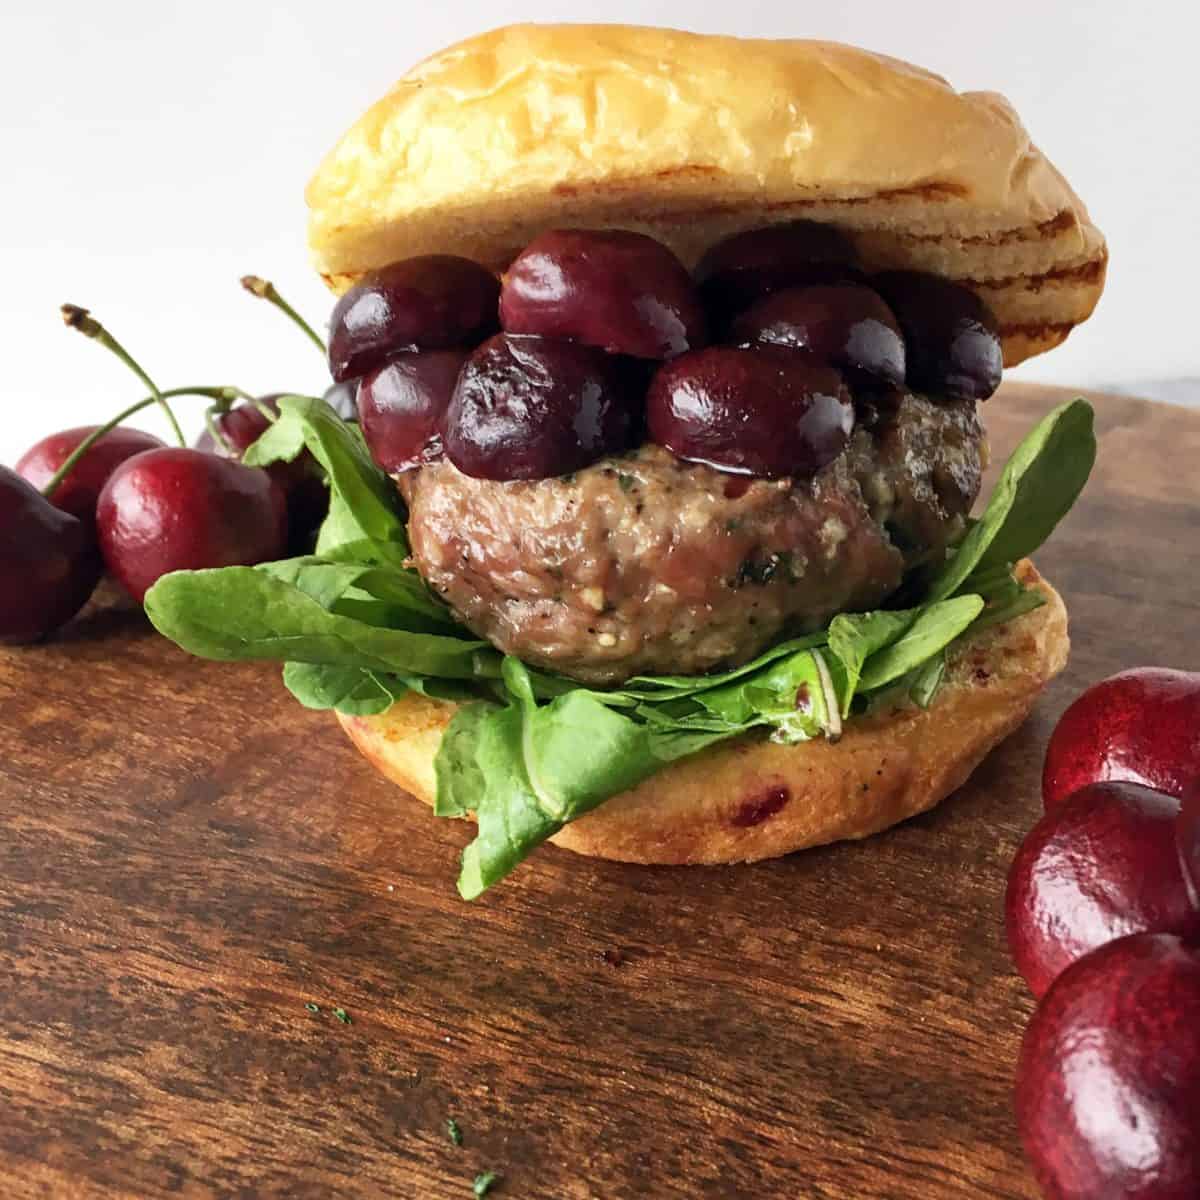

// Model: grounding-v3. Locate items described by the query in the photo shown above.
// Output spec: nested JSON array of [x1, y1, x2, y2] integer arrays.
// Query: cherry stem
[[240, 275, 326, 356], [60, 304, 187, 447], [204, 406, 238, 457], [39, 386, 243, 500]]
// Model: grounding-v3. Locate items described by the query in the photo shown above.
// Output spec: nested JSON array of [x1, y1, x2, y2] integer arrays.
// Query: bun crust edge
[[307, 24, 1106, 369], [337, 559, 1068, 866]]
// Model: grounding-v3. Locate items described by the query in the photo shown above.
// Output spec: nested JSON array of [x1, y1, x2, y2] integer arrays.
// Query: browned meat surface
[[399, 393, 984, 684]]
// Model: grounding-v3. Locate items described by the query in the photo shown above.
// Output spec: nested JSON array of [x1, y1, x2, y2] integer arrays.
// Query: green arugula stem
[[60, 304, 187, 447], [39, 385, 245, 500], [240, 275, 326, 356]]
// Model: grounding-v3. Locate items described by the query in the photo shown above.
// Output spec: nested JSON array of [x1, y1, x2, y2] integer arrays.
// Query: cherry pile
[[1005, 668, 1200, 1197], [2, 281, 335, 644], [335, 222, 1004, 484]]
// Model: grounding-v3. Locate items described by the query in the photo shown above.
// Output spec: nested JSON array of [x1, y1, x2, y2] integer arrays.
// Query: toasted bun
[[307, 24, 1105, 367], [338, 561, 1067, 865]]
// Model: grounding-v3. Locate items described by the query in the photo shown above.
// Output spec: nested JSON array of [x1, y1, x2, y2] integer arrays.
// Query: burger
[[147, 25, 1106, 898]]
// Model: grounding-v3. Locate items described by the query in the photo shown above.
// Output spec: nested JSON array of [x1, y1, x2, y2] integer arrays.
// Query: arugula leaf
[[928, 398, 1095, 602], [907, 652, 947, 709], [282, 662, 409, 715], [826, 610, 912, 716], [144, 567, 498, 680], [245, 395, 410, 568], [857, 595, 984, 692]]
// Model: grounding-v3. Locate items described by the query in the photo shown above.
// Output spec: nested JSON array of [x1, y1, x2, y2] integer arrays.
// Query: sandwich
[[147, 24, 1106, 898]]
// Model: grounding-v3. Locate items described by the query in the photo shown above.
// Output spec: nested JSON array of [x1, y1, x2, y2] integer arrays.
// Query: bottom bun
[[338, 560, 1068, 865]]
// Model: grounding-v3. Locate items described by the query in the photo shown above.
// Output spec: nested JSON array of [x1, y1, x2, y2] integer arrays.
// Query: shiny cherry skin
[[357, 349, 466, 473], [444, 334, 639, 481], [729, 283, 905, 387], [1016, 932, 1200, 1200], [646, 346, 854, 478], [16, 425, 165, 529], [695, 221, 861, 323], [327, 256, 500, 383], [1006, 782, 1200, 998], [500, 229, 707, 359], [0, 466, 102, 643], [1179, 780, 1200, 910], [870, 271, 1002, 401], [1043, 668, 1200, 809], [194, 397, 327, 552], [97, 448, 287, 603], [322, 379, 358, 421]]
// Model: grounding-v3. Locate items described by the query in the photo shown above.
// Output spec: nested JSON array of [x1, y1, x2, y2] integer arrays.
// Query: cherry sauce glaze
[[323, 223, 1003, 482]]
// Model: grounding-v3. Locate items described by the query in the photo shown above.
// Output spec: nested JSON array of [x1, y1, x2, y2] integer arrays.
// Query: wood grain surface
[[2, 383, 1198, 1200]]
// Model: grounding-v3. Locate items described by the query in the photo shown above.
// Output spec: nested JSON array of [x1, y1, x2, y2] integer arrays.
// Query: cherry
[[444, 334, 639, 481], [97, 449, 287, 603], [695, 221, 861, 324], [728, 283, 905, 387], [870, 271, 1002, 401], [194, 396, 327, 550], [1043, 669, 1200, 808], [0, 466, 102, 643], [327, 256, 500, 383], [1006, 782, 1200, 998], [358, 349, 465, 473], [500, 229, 707, 359], [646, 346, 854, 478], [1015, 931, 1200, 1200], [16, 425, 164, 528], [1180, 781, 1200, 910]]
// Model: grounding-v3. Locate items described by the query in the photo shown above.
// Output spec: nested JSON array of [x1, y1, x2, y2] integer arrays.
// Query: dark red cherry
[[1015, 932, 1200, 1200], [0, 466, 102, 643], [97, 448, 288, 603], [327, 256, 500, 383], [194, 397, 327, 552], [444, 334, 639, 481], [16, 425, 165, 529], [695, 221, 861, 323], [870, 271, 1002, 401], [646, 347, 854, 478], [358, 349, 466, 473], [1005, 782, 1200, 998], [729, 283, 905, 386], [500, 229, 707, 359], [1179, 781, 1200, 910], [1043, 668, 1200, 809]]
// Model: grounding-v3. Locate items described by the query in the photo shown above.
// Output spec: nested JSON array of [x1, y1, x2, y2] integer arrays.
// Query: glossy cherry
[[97, 448, 288, 603], [500, 228, 707, 359], [646, 346, 854, 478], [1015, 931, 1200, 1200], [870, 271, 1002, 401], [695, 221, 861, 323], [358, 349, 465, 473], [1180, 781, 1200, 910], [1043, 668, 1200, 808], [444, 334, 639, 481], [729, 283, 905, 386], [327, 256, 500, 382], [1006, 781, 1200, 998], [194, 397, 327, 551], [16, 425, 165, 529], [0, 466, 102, 643]]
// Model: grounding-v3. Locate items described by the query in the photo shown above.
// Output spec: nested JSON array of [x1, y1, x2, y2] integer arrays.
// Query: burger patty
[[400, 393, 985, 684]]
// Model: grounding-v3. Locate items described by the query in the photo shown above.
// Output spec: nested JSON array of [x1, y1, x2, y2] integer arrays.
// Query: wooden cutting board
[[2, 383, 1198, 1200]]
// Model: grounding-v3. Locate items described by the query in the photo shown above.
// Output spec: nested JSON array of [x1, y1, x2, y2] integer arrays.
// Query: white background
[[4, 1, 1197, 463]]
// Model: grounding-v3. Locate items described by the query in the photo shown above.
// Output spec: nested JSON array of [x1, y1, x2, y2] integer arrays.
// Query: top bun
[[307, 24, 1106, 366]]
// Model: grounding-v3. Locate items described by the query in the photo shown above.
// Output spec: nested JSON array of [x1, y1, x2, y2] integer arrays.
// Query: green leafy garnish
[[305, 1002, 320, 1013], [332, 1007, 351, 1025], [447, 1118, 463, 1147], [146, 395, 1096, 898], [473, 1172, 499, 1197]]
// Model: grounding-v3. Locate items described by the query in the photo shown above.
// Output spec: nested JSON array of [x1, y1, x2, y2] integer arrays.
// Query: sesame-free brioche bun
[[306, 24, 1106, 367], [337, 561, 1067, 866]]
